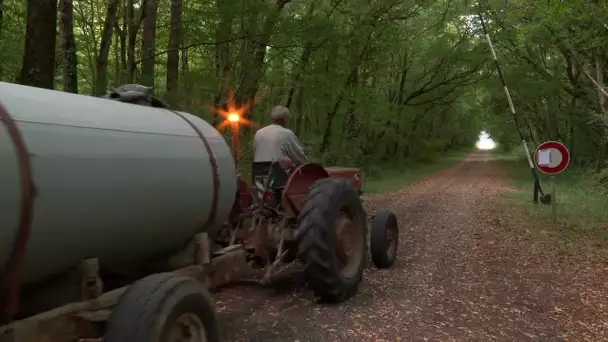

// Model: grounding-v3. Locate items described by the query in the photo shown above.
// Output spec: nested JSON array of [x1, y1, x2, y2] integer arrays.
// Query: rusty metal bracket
[[80, 258, 103, 301], [196, 233, 211, 265]]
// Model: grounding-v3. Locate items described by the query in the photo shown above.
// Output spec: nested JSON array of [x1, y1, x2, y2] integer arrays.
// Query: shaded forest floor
[[215, 150, 608, 341]]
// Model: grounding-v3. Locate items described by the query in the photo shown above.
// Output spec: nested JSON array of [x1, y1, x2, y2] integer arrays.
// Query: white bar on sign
[[537, 149, 552, 166]]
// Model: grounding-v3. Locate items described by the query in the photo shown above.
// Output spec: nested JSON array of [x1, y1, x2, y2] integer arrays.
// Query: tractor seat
[[251, 161, 289, 207]]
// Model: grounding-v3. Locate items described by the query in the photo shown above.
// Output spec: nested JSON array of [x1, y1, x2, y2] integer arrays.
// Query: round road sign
[[534, 141, 570, 175]]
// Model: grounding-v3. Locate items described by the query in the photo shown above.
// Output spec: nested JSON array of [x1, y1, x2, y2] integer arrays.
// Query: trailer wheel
[[297, 178, 367, 302], [105, 273, 220, 342], [370, 211, 399, 268]]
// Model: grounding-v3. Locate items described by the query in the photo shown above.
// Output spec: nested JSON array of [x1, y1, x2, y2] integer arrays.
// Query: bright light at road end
[[227, 112, 240, 122], [476, 131, 496, 150]]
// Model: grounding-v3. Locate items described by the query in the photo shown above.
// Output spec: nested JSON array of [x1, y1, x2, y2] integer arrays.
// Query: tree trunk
[[126, 0, 146, 83], [284, 2, 316, 112], [0, 0, 4, 37], [0, 0, 3, 77], [319, 96, 344, 153], [594, 48, 607, 115], [213, 0, 234, 125], [119, 2, 127, 82], [94, 0, 120, 96], [19, 0, 58, 89], [235, 0, 292, 113], [344, 67, 360, 141], [181, 37, 188, 72], [320, 31, 372, 153], [114, 22, 120, 84], [285, 43, 312, 109], [234, 7, 261, 109], [126, 0, 135, 82], [140, 0, 159, 87], [59, 0, 78, 93], [180, 31, 190, 107], [165, 0, 182, 106], [294, 86, 305, 135]]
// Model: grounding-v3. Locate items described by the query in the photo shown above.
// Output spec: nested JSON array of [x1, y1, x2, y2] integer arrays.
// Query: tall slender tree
[[59, 0, 78, 93], [94, 0, 120, 96], [19, 0, 58, 89], [165, 0, 182, 106], [140, 0, 159, 87]]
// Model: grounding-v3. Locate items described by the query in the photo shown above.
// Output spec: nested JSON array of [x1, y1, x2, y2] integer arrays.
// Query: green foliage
[[592, 167, 608, 197], [475, 0, 608, 168], [3, 0, 491, 172], [5, 0, 607, 173], [0, 0, 26, 81]]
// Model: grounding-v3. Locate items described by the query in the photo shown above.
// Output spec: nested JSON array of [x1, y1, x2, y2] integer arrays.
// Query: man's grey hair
[[271, 105, 290, 120]]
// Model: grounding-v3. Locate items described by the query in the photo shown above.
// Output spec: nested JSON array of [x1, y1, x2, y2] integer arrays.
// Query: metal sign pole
[[535, 142, 570, 218], [551, 175, 557, 224], [477, 9, 548, 204]]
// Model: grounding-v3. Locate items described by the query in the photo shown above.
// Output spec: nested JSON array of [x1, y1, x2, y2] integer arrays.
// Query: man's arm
[[282, 131, 309, 165]]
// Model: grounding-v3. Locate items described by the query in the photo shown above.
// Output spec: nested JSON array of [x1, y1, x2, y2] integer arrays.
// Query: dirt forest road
[[215, 150, 608, 341]]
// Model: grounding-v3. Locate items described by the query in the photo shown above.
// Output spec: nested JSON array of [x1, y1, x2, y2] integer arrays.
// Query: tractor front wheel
[[370, 211, 399, 268], [297, 178, 367, 302]]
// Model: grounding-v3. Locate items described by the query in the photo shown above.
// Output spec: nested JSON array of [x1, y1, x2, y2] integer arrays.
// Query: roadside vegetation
[[365, 149, 471, 194], [494, 150, 608, 256]]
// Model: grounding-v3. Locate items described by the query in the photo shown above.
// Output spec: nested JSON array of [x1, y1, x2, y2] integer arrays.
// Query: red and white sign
[[534, 141, 570, 175]]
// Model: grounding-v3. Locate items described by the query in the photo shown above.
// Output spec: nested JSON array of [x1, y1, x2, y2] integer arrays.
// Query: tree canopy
[[2, 0, 607, 169]]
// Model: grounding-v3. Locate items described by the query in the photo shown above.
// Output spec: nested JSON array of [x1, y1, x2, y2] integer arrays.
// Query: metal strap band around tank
[[0, 103, 36, 320], [168, 110, 220, 229]]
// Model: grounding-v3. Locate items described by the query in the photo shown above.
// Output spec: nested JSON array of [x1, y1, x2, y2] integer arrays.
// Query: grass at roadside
[[363, 150, 471, 195], [495, 151, 608, 243]]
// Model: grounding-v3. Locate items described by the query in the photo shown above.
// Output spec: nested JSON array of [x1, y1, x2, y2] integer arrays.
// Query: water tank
[[0, 82, 237, 285]]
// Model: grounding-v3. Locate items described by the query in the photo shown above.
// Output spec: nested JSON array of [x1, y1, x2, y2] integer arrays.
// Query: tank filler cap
[[103, 84, 169, 108]]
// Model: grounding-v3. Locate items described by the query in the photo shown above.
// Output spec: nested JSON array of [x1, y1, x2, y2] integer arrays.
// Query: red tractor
[[225, 157, 400, 300]]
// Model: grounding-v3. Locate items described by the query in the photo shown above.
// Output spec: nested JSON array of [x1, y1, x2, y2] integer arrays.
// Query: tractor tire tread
[[370, 211, 399, 268], [297, 178, 367, 302], [104, 273, 219, 342]]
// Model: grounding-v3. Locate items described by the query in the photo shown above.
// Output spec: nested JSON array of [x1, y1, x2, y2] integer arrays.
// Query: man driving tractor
[[253, 105, 309, 166]]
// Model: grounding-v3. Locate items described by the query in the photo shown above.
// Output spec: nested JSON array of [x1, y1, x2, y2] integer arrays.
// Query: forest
[[1, 0, 607, 175]]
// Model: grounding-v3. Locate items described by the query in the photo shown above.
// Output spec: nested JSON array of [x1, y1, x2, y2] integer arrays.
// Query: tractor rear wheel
[[297, 178, 367, 302], [104, 273, 220, 342]]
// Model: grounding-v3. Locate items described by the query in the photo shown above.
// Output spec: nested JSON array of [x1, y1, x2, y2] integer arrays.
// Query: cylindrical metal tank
[[0, 82, 237, 286]]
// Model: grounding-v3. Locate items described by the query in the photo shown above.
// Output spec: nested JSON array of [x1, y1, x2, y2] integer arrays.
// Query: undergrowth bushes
[[593, 168, 608, 197]]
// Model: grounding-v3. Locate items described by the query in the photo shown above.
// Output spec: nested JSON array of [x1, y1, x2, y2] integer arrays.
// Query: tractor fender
[[281, 163, 330, 217]]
